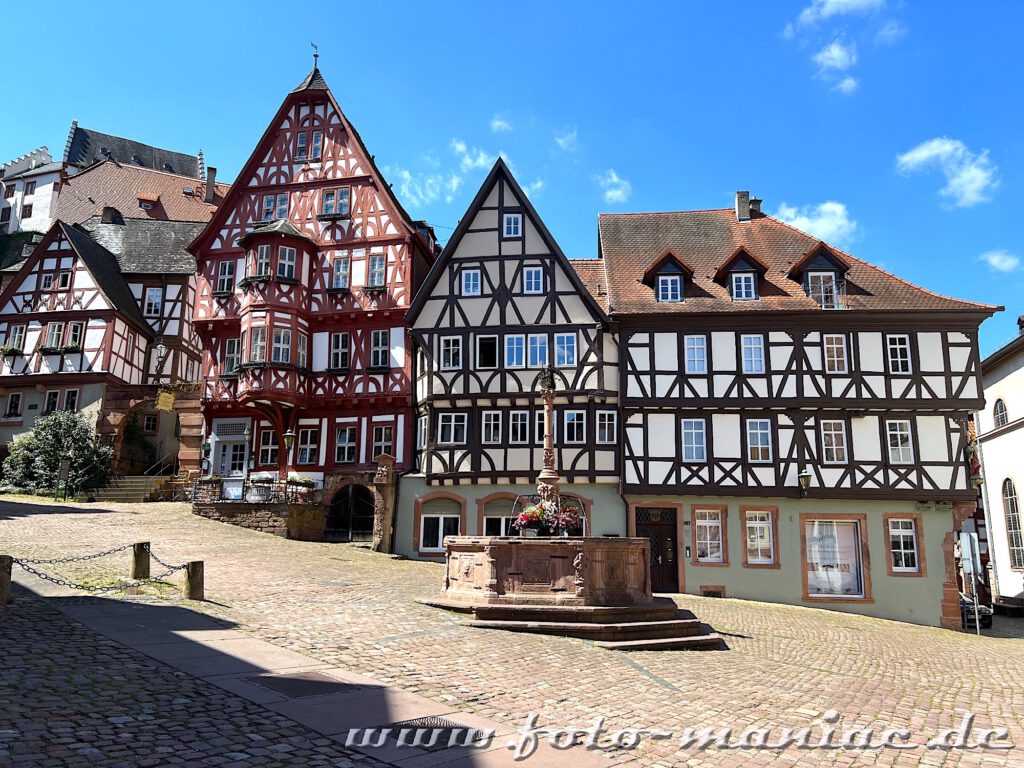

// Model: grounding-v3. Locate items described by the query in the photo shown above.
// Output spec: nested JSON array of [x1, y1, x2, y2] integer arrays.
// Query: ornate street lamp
[[154, 340, 168, 370], [798, 467, 813, 497], [283, 428, 296, 451]]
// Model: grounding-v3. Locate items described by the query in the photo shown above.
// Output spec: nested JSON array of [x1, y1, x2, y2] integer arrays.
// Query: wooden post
[[0, 555, 12, 605], [131, 542, 150, 580], [183, 561, 204, 601]]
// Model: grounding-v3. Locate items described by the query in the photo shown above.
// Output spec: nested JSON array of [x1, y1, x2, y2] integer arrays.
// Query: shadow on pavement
[[0, 498, 122, 520]]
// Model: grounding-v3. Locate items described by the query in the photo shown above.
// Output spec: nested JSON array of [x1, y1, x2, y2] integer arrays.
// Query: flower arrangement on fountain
[[513, 498, 582, 534]]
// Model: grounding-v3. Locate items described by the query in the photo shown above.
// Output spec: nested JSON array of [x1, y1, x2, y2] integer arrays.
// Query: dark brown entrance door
[[636, 507, 679, 593]]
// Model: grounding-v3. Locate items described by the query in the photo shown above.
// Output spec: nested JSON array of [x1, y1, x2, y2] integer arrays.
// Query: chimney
[[1018, 315, 1024, 336], [735, 190, 751, 221], [749, 197, 762, 216], [204, 167, 217, 203], [100, 206, 123, 224]]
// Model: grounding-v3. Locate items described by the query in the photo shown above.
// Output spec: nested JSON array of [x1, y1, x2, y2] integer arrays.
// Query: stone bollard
[[183, 561, 204, 601], [0, 555, 11, 605], [131, 542, 150, 580]]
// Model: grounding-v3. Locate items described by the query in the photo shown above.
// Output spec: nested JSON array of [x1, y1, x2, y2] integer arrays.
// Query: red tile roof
[[596, 208, 998, 315], [53, 160, 229, 225]]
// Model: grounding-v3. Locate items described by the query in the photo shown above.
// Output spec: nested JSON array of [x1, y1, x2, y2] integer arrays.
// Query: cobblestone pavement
[[3, 498, 1024, 767]]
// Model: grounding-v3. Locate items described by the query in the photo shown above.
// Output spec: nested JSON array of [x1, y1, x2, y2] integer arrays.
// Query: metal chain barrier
[[11, 542, 189, 594], [142, 543, 186, 573], [14, 543, 134, 566]]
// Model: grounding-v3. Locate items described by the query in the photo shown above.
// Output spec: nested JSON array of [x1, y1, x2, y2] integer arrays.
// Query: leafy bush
[[3, 410, 113, 493]]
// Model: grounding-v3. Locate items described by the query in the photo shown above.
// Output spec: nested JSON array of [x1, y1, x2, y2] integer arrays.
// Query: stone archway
[[325, 484, 376, 542]]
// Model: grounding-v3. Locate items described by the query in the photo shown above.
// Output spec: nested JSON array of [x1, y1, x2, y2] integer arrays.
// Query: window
[[695, 509, 724, 563], [311, 130, 323, 160], [332, 257, 349, 289], [40, 273, 54, 292], [731, 272, 757, 301], [503, 213, 522, 238], [21, 204, 32, 219], [416, 416, 427, 450], [505, 335, 525, 368], [476, 336, 498, 369], [420, 513, 460, 552], [261, 194, 275, 221], [216, 260, 235, 293], [44, 322, 63, 348], [335, 426, 357, 463], [746, 419, 772, 463], [886, 420, 914, 464], [4, 392, 21, 417], [144, 287, 163, 317], [528, 334, 548, 367], [329, 332, 349, 370], [886, 334, 912, 374], [535, 410, 555, 445], [63, 389, 78, 412], [254, 245, 271, 277], [57, 271, 71, 290], [370, 329, 389, 369], [277, 246, 296, 279], [142, 414, 158, 433], [224, 338, 240, 373], [440, 337, 462, 370], [820, 419, 848, 464], [66, 322, 84, 349], [372, 425, 394, 457], [258, 430, 278, 465], [745, 510, 775, 565], [271, 328, 291, 364], [482, 411, 502, 444], [43, 390, 59, 414], [438, 413, 467, 445], [682, 419, 707, 462], [564, 411, 586, 443], [323, 187, 350, 216], [741, 334, 765, 374], [296, 131, 308, 159], [250, 327, 267, 362], [994, 399, 1009, 428], [889, 519, 919, 573], [684, 335, 707, 374], [823, 334, 848, 374], [275, 193, 288, 220], [3, 185, 13, 199], [24, 181, 35, 196], [596, 411, 617, 444], [805, 520, 864, 597], [484, 516, 518, 536], [509, 411, 530, 444], [368, 254, 386, 287], [807, 271, 840, 309], [295, 428, 319, 464], [1003, 479, 1024, 568], [461, 269, 481, 296], [523, 267, 543, 294], [555, 333, 577, 368], [657, 274, 682, 303], [7, 324, 25, 351], [297, 332, 308, 369]]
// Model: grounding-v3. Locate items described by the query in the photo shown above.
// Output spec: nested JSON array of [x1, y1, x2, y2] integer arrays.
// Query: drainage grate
[[383, 716, 482, 752], [244, 671, 363, 698]]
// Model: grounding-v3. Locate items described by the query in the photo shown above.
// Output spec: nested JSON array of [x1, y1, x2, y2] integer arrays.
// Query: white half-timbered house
[[595, 192, 998, 627], [400, 159, 621, 558]]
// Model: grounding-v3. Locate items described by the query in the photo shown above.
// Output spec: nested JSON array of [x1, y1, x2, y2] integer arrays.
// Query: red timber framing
[[189, 65, 435, 479]]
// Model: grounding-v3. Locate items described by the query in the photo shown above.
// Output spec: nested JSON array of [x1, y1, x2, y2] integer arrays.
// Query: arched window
[[1003, 479, 1024, 568], [994, 399, 1009, 428]]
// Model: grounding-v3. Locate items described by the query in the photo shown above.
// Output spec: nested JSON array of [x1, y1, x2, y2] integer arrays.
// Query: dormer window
[[807, 271, 842, 309], [730, 272, 757, 301], [503, 214, 522, 238], [657, 274, 682, 303]]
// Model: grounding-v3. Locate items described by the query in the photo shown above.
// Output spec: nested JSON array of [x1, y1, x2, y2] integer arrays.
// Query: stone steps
[[468, 597, 683, 625], [468, 617, 708, 641], [594, 633, 725, 652], [89, 476, 160, 503]]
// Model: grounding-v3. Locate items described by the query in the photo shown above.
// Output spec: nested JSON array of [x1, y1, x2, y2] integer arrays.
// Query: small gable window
[[657, 274, 682, 303], [311, 130, 323, 160], [296, 132, 308, 160], [730, 272, 757, 301], [503, 214, 522, 238], [461, 269, 482, 297], [523, 267, 543, 294]]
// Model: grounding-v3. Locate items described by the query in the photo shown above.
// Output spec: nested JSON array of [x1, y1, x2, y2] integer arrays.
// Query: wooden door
[[636, 507, 679, 593]]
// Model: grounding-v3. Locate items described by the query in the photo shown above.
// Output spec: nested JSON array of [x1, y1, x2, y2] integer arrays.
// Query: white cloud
[[450, 138, 495, 173], [525, 178, 545, 198], [875, 20, 906, 45], [798, 0, 885, 26], [775, 201, 858, 246], [385, 167, 463, 208], [814, 39, 857, 71], [833, 76, 859, 94], [490, 115, 512, 133], [896, 137, 999, 207], [978, 249, 1020, 273], [595, 169, 631, 204], [555, 129, 577, 151]]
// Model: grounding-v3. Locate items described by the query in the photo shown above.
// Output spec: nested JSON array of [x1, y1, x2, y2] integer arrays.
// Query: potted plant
[[0, 345, 23, 357], [513, 502, 549, 537]]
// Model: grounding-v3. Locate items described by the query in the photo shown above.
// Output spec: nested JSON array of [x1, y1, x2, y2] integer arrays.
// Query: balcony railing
[[805, 278, 848, 310], [192, 476, 323, 505]]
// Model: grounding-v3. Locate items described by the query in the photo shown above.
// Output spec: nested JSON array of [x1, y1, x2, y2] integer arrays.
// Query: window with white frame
[[63, 389, 78, 411], [43, 390, 59, 414], [528, 334, 548, 367], [420, 513, 460, 552], [250, 327, 267, 363], [416, 416, 427, 450], [275, 192, 288, 219], [564, 411, 586, 443], [332, 257, 350, 289], [277, 246, 296, 279], [745, 510, 774, 564], [4, 392, 21, 417], [741, 334, 765, 374], [995, 399, 1009, 428], [695, 509, 724, 562], [329, 332, 349, 369], [476, 336, 498, 369], [731, 272, 757, 301], [555, 333, 577, 367], [322, 187, 351, 217], [372, 425, 394, 457], [224, 338, 240, 373], [746, 419, 772, 463], [482, 411, 502, 444], [254, 245, 271, 276], [681, 418, 706, 462], [67, 322, 84, 349], [44, 322, 63, 348], [509, 411, 530, 444], [296, 131, 308, 159], [657, 274, 682, 303], [535, 410, 555, 445], [297, 332, 308, 368], [596, 411, 617, 444], [370, 329, 389, 369], [503, 213, 522, 238], [40, 273, 54, 292], [505, 335, 525, 368], [144, 287, 163, 317], [1004, 479, 1024, 568], [886, 334, 912, 374], [368, 254, 386, 287], [7, 324, 25, 351], [261, 194, 275, 221], [823, 334, 848, 374], [886, 419, 914, 464], [484, 516, 518, 536], [440, 337, 462, 371], [820, 419, 848, 464], [258, 429, 278, 465], [461, 269, 481, 296], [57, 271, 71, 290], [311, 130, 323, 160], [438, 413, 467, 445], [271, 328, 291, 364], [523, 266, 543, 294], [296, 428, 319, 464], [807, 271, 840, 308], [888, 518, 919, 572], [335, 426, 357, 463], [684, 335, 706, 374], [216, 260, 235, 293]]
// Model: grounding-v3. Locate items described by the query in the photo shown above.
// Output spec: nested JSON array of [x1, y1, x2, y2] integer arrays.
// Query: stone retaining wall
[[193, 502, 325, 540]]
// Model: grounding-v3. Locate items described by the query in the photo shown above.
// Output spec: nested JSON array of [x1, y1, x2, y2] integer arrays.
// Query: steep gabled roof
[[710, 245, 770, 283], [406, 158, 610, 325], [785, 240, 851, 279], [64, 123, 201, 178], [641, 249, 694, 283], [293, 66, 329, 92]]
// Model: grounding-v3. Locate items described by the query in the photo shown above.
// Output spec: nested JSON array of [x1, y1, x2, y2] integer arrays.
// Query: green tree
[[2, 411, 112, 492]]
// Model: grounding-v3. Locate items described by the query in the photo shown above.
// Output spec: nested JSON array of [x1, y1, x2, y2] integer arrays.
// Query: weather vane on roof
[[311, 41, 319, 67]]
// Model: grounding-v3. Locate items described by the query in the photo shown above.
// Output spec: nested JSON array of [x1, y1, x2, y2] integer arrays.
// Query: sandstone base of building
[[193, 501, 325, 540]]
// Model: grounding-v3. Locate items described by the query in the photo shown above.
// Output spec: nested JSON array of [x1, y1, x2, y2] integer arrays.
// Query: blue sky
[[3, 1, 1020, 353]]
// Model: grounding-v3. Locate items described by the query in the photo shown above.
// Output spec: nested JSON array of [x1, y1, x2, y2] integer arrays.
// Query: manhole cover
[[382, 716, 482, 752], [244, 671, 362, 698]]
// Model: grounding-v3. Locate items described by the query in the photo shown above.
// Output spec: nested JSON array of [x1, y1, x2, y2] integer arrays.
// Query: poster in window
[[805, 520, 863, 597]]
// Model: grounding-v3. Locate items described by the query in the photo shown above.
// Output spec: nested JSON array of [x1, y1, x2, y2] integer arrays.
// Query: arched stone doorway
[[326, 484, 375, 542]]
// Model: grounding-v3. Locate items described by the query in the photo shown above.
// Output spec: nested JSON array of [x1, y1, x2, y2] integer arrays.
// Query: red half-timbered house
[[189, 65, 434, 540]]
